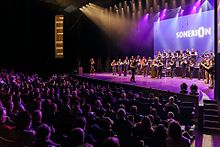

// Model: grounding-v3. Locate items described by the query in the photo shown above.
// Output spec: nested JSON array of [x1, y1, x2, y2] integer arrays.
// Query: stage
[[75, 73, 214, 106]]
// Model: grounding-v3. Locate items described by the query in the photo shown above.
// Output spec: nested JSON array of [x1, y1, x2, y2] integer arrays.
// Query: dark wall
[[5, 0, 154, 74]]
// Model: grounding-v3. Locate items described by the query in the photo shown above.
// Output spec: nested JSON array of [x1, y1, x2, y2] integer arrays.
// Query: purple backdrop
[[154, 10, 214, 55]]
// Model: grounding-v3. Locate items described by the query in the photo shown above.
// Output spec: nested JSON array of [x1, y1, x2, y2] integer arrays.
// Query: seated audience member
[[164, 96, 180, 119], [150, 108, 161, 125], [166, 121, 190, 147], [5, 100, 16, 122], [133, 116, 154, 139], [114, 108, 134, 146], [152, 97, 164, 118], [102, 137, 120, 147], [0, 107, 14, 139], [15, 111, 36, 146], [151, 124, 167, 147], [68, 128, 93, 147], [34, 123, 60, 147], [104, 103, 115, 119], [130, 105, 142, 123], [32, 110, 43, 130], [167, 111, 175, 124]]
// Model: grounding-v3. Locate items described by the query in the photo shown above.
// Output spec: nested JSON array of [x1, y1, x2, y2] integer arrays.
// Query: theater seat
[[0, 136, 17, 147]]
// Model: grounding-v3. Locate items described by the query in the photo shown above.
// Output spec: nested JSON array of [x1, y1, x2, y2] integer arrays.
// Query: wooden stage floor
[[75, 73, 215, 105]]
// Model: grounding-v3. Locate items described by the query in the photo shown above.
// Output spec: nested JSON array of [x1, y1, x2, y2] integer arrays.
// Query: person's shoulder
[[181, 136, 191, 145]]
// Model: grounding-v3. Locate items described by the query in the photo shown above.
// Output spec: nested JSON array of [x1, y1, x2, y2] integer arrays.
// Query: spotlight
[[190, 84, 199, 95], [193, 6, 197, 9], [180, 83, 188, 94]]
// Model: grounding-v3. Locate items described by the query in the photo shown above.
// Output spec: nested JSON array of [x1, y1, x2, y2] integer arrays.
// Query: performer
[[136, 55, 141, 75], [181, 57, 188, 78], [90, 58, 96, 75], [147, 57, 153, 75], [188, 60, 194, 79], [179, 50, 185, 67], [151, 59, 157, 78], [141, 56, 147, 77], [130, 60, 136, 83], [111, 59, 117, 75], [201, 59, 215, 89], [117, 59, 123, 76], [123, 57, 129, 76], [185, 49, 191, 60], [198, 59, 205, 80], [156, 60, 164, 79], [190, 48, 197, 64], [169, 59, 176, 78], [162, 50, 167, 66], [203, 59, 210, 84]]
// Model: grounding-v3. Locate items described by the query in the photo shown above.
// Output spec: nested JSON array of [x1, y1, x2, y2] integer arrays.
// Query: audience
[[166, 121, 191, 147], [0, 69, 196, 147]]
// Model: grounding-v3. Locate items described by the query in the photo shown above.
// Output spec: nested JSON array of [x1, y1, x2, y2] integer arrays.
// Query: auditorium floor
[[191, 133, 220, 147], [77, 73, 215, 106]]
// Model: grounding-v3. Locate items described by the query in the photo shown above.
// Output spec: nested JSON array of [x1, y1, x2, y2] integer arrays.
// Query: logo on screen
[[176, 27, 211, 39]]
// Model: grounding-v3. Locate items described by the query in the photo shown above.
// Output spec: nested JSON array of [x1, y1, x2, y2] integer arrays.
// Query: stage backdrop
[[154, 10, 214, 55]]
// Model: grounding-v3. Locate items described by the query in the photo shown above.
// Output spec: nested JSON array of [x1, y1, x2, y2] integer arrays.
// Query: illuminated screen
[[154, 10, 214, 55]]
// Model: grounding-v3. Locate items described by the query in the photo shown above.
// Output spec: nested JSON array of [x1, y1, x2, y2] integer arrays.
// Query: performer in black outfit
[[117, 59, 123, 76], [169, 59, 176, 78], [90, 58, 96, 75], [181, 57, 187, 78], [123, 57, 129, 76], [198, 59, 205, 80], [157, 60, 164, 79], [201, 59, 215, 89], [130, 60, 136, 83], [188, 60, 194, 79], [111, 59, 117, 75]]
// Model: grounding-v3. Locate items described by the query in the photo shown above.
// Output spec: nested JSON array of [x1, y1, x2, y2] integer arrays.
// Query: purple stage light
[[193, 6, 197, 9], [144, 13, 149, 20], [179, 9, 184, 16]]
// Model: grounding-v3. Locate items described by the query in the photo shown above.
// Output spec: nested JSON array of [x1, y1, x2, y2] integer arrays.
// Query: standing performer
[[111, 59, 117, 75], [141, 56, 147, 77], [201, 59, 215, 89], [123, 57, 129, 76], [190, 48, 197, 64], [198, 59, 205, 80], [90, 58, 96, 75], [147, 57, 153, 76], [117, 59, 123, 76], [188, 60, 194, 79], [169, 59, 176, 78], [136, 55, 141, 75], [151, 59, 157, 78], [181, 57, 188, 78], [203, 59, 210, 84], [130, 60, 136, 83], [157, 60, 164, 79]]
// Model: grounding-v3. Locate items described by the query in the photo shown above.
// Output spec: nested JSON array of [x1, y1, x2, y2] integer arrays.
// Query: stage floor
[[76, 73, 214, 105]]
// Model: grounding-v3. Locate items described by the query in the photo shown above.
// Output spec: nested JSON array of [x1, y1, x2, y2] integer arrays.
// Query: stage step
[[204, 120, 220, 128], [203, 109, 219, 116], [203, 100, 220, 135], [203, 100, 217, 104], [204, 115, 220, 122], [204, 103, 218, 110], [203, 127, 220, 135]]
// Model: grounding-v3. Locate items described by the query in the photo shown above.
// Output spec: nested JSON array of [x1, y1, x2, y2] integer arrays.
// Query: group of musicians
[[109, 48, 215, 88]]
